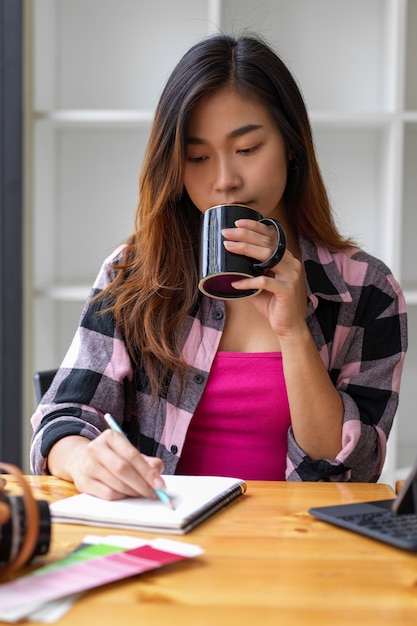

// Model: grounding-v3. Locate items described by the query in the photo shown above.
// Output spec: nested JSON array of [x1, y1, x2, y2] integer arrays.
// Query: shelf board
[[404, 289, 417, 306], [403, 111, 417, 124], [34, 284, 92, 302], [309, 111, 399, 127], [34, 109, 154, 128], [33, 109, 417, 130]]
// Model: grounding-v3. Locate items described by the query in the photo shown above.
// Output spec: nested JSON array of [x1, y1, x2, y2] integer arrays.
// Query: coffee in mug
[[198, 204, 286, 300]]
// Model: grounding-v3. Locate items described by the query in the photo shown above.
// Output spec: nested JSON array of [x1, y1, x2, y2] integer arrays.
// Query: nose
[[213, 156, 242, 194]]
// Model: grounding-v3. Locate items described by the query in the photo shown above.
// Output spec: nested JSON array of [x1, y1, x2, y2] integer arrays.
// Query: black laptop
[[309, 461, 417, 551]]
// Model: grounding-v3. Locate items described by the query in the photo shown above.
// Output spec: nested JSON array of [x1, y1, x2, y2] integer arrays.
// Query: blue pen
[[103, 413, 174, 510]]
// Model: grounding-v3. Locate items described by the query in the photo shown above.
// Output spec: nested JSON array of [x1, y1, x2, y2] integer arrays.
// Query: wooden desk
[[2, 477, 417, 626]]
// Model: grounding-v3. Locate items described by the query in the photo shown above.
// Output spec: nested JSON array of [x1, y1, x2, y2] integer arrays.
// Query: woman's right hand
[[48, 432, 166, 501]]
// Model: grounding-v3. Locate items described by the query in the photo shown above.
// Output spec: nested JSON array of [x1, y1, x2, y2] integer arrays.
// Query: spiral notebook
[[50, 475, 247, 534]]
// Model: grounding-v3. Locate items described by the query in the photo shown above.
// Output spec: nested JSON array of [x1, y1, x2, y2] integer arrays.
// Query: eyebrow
[[187, 123, 264, 145]]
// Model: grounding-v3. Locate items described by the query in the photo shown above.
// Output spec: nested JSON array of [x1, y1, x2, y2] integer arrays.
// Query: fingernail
[[152, 475, 166, 490]]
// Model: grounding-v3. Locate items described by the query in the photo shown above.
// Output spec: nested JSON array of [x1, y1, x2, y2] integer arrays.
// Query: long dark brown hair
[[102, 34, 353, 397]]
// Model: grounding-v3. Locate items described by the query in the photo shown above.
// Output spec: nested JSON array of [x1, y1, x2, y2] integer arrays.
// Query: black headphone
[[0, 463, 51, 578]]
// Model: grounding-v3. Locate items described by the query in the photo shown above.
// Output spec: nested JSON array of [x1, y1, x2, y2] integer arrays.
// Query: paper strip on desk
[[0, 535, 203, 622]]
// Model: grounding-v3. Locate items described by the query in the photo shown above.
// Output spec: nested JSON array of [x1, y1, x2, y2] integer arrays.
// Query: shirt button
[[194, 374, 204, 384], [171, 445, 178, 454], [214, 309, 223, 320]]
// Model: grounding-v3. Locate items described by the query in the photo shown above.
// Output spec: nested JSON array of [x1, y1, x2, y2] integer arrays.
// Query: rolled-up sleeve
[[30, 246, 133, 474]]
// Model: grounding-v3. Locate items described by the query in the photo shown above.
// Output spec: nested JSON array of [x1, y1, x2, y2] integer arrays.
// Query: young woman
[[30, 34, 407, 500]]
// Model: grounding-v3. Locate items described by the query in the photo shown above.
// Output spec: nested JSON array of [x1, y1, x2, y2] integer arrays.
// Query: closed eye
[[187, 155, 208, 163], [238, 143, 262, 155]]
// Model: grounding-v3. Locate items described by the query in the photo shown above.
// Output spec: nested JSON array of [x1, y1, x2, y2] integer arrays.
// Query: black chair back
[[33, 369, 58, 403]]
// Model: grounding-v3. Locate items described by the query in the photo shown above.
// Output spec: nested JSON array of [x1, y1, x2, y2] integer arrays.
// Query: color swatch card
[[0, 535, 204, 623]]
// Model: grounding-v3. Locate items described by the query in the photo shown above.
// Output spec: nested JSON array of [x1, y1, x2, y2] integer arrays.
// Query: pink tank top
[[176, 352, 290, 480]]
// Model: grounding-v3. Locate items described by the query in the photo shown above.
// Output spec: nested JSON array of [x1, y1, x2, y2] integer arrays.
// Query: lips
[[204, 201, 254, 211], [226, 201, 253, 207]]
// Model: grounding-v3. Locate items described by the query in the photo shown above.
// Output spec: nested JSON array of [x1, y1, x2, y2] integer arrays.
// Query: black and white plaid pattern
[[30, 237, 408, 482]]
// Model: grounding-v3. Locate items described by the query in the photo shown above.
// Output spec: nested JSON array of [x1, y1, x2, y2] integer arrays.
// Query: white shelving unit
[[25, 0, 417, 484]]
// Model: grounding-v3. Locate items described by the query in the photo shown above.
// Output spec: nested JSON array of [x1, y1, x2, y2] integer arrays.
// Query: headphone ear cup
[[0, 500, 10, 525], [0, 463, 40, 576], [0, 475, 10, 524]]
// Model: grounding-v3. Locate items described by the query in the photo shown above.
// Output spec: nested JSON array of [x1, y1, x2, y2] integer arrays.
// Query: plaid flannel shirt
[[30, 235, 408, 482]]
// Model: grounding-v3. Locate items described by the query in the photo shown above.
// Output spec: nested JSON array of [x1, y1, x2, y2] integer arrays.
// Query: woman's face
[[183, 88, 289, 220]]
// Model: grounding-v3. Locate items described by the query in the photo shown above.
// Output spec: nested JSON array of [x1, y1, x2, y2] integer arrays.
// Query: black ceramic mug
[[198, 204, 287, 300]]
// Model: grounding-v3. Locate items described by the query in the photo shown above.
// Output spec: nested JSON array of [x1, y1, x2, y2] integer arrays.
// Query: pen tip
[[154, 488, 175, 510]]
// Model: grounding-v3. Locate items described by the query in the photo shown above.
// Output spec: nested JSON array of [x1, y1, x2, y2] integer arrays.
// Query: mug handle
[[253, 219, 287, 270]]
